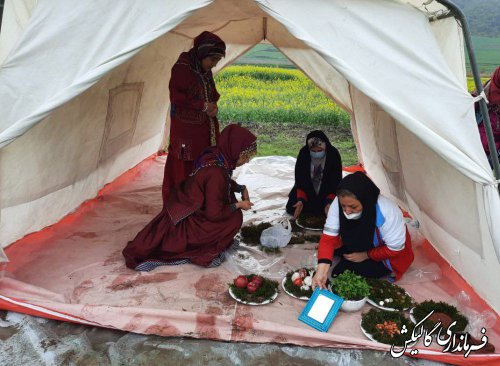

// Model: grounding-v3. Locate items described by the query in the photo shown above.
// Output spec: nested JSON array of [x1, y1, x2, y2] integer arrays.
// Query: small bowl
[[341, 297, 367, 312]]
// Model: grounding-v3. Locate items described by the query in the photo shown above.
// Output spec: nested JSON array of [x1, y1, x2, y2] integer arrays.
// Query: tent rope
[[472, 90, 489, 104]]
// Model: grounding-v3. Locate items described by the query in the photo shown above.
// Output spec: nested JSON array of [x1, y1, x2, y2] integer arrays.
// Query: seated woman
[[312, 172, 414, 289], [286, 131, 342, 219], [123, 124, 257, 271]]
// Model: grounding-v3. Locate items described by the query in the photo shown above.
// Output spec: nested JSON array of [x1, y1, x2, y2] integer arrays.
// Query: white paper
[[307, 294, 334, 323]]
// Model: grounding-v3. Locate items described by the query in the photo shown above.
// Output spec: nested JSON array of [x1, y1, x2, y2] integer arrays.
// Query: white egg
[[304, 276, 312, 286], [291, 272, 300, 281]]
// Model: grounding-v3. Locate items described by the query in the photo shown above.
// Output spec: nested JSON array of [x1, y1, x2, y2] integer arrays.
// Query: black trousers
[[331, 246, 390, 278]]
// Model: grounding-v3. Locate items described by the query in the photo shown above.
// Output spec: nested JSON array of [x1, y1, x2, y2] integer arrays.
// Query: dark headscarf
[[295, 130, 342, 201], [191, 124, 257, 175], [193, 31, 226, 60], [337, 172, 380, 253]]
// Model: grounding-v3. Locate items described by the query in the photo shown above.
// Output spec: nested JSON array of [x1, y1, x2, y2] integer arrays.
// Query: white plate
[[295, 218, 324, 231], [229, 286, 278, 306], [409, 307, 417, 324], [360, 319, 417, 347], [281, 277, 311, 301], [367, 290, 412, 312]]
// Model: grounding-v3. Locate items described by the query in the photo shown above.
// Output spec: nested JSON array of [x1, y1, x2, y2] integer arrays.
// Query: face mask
[[344, 210, 362, 220], [310, 150, 326, 159]]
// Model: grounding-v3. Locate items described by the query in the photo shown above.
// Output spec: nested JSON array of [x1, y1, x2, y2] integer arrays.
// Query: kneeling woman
[[123, 124, 257, 271], [286, 131, 342, 218], [312, 172, 414, 288]]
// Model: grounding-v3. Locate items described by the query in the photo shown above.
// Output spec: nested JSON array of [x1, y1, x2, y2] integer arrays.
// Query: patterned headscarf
[[191, 124, 257, 175], [193, 31, 226, 60]]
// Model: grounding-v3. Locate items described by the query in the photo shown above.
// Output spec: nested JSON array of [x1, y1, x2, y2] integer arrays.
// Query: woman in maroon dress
[[162, 31, 226, 205], [123, 125, 257, 271]]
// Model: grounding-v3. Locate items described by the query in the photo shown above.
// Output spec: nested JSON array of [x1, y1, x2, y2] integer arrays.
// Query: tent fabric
[[0, 0, 37, 65], [1, 155, 499, 366], [0, 0, 499, 326]]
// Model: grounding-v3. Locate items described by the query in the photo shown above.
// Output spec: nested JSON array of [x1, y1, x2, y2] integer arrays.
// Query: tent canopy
[[0, 0, 499, 311]]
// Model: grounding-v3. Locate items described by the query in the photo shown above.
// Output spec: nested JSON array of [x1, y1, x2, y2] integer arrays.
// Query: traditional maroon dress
[[123, 124, 257, 270], [162, 32, 226, 205]]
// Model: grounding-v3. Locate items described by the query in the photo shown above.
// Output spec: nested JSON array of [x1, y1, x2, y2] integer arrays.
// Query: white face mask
[[344, 210, 362, 220]]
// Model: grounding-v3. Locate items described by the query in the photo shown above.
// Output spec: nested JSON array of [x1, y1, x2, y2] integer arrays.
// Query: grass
[[467, 77, 493, 92]]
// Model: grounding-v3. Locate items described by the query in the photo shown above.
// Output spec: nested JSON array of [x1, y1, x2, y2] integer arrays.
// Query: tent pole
[[434, 0, 500, 189]]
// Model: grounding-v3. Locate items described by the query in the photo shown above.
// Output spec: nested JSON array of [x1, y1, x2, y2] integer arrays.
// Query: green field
[[467, 36, 500, 76], [236, 37, 499, 77], [234, 44, 293, 68]]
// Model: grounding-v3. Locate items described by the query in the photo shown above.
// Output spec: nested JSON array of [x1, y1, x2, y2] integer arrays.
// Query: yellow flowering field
[[215, 65, 350, 126]]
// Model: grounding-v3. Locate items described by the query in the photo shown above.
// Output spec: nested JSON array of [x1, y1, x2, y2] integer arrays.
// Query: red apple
[[247, 282, 259, 293], [293, 278, 303, 286], [250, 276, 264, 287], [234, 275, 248, 289]]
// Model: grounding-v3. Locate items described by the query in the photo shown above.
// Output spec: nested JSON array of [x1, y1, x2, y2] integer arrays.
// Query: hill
[[455, 0, 500, 38]]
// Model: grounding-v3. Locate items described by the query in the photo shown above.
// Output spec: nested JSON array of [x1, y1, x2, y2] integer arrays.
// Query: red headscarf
[[489, 66, 500, 105], [191, 124, 257, 175]]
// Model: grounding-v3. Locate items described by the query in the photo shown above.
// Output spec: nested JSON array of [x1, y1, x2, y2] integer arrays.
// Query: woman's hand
[[292, 201, 304, 219], [242, 187, 250, 202], [343, 251, 369, 263], [237, 200, 254, 211], [312, 263, 330, 290], [206, 102, 218, 117]]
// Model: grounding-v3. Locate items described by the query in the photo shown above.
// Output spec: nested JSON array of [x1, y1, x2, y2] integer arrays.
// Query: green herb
[[258, 245, 282, 254], [240, 223, 272, 245], [289, 236, 306, 244], [229, 274, 279, 303], [366, 278, 413, 310], [361, 308, 415, 346], [412, 300, 468, 332], [297, 214, 326, 229], [303, 235, 321, 242], [332, 270, 370, 301]]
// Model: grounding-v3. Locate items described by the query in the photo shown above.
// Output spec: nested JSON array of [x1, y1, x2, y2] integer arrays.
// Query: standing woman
[[123, 125, 257, 271], [162, 31, 226, 205], [312, 172, 414, 289], [286, 130, 342, 219]]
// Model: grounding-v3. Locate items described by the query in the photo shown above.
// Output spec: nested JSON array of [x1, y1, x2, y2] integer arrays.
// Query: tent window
[[99, 82, 144, 163], [372, 104, 408, 205]]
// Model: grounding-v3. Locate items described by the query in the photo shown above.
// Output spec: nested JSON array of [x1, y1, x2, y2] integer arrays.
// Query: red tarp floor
[[1, 155, 498, 366]]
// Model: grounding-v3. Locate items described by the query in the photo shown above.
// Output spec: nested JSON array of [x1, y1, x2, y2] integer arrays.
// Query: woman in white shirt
[[313, 172, 414, 289]]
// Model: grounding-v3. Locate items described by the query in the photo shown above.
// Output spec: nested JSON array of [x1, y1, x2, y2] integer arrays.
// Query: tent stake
[[435, 0, 500, 191]]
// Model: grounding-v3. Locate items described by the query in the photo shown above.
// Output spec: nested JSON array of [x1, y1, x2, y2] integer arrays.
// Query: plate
[[367, 290, 412, 312], [228, 286, 278, 306], [281, 277, 311, 301], [410, 307, 417, 324], [360, 320, 417, 347], [295, 218, 323, 231]]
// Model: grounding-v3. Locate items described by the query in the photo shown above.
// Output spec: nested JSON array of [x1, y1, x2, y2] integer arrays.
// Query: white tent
[[0, 0, 499, 312]]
